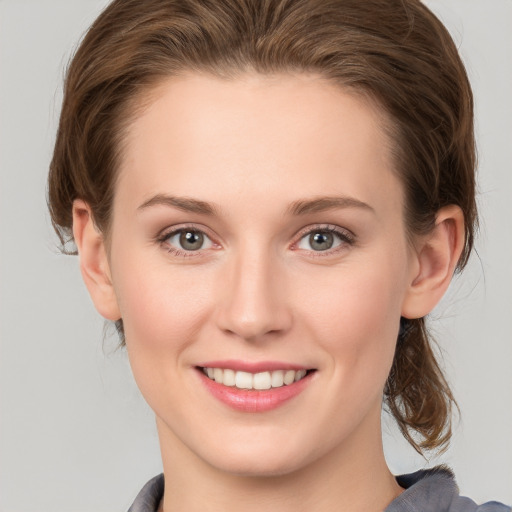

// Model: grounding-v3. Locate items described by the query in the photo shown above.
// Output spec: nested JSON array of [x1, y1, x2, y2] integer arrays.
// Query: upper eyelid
[[294, 224, 354, 240], [157, 223, 215, 240]]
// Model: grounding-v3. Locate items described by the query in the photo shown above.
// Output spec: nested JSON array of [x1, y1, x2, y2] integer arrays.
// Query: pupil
[[310, 232, 333, 251], [180, 231, 203, 251]]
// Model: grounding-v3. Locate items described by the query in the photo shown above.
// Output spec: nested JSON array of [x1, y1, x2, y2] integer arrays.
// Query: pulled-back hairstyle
[[48, 0, 476, 455]]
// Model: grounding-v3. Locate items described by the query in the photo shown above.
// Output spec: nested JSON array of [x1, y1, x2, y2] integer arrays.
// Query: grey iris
[[180, 231, 203, 250], [310, 232, 334, 251]]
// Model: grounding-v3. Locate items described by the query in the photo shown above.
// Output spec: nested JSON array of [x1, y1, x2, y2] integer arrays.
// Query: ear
[[72, 199, 121, 321], [401, 205, 465, 319]]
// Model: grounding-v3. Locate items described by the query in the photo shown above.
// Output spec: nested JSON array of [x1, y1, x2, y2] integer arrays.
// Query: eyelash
[[294, 225, 355, 258], [156, 224, 356, 259], [156, 224, 216, 259]]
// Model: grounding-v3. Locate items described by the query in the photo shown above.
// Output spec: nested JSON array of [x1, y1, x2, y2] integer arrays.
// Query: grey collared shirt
[[127, 466, 511, 512]]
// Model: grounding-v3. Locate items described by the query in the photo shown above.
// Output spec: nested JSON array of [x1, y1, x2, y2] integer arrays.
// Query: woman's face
[[107, 72, 419, 475]]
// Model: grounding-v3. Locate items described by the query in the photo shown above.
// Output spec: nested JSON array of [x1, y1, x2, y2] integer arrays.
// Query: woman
[[47, 0, 511, 510]]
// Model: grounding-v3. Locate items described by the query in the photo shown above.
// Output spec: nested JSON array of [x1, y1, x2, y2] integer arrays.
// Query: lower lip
[[197, 369, 314, 412]]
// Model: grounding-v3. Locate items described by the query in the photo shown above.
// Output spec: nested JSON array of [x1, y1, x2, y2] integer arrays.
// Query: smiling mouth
[[199, 367, 314, 390]]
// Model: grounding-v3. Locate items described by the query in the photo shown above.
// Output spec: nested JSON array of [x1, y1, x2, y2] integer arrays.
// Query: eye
[[158, 226, 214, 256], [295, 226, 354, 253]]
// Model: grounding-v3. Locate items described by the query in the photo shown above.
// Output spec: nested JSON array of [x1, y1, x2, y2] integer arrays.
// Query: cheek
[[111, 254, 219, 413], [300, 255, 407, 383], [112, 252, 214, 353]]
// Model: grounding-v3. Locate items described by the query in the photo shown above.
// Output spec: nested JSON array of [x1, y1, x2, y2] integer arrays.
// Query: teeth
[[271, 370, 284, 387], [294, 369, 307, 381], [223, 368, 236, 387], [253, 371, 272, 390], [235, 371, 253, 389], [284, 370, 295, 385], [213, 368, 223, 384], [202, 367, 309, 390]]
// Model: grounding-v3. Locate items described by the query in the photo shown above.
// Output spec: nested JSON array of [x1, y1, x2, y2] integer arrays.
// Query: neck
[[156, 407, 403, 512]]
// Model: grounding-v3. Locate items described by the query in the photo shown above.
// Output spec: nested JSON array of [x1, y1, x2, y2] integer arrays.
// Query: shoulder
[[126, 468, 510, 512], [387, 466, 511, 512], [127, 473, 164, 512]]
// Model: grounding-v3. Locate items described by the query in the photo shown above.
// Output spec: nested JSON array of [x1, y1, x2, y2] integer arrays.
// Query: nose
[[215, 244, 293, 342]]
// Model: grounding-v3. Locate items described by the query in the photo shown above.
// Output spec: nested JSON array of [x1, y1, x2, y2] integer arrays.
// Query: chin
[[194, 432, 321, 478], [208, 451, 306, 478]]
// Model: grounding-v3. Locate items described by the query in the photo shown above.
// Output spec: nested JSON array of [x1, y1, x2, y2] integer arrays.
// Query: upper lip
[[196, 360, 311, 373]]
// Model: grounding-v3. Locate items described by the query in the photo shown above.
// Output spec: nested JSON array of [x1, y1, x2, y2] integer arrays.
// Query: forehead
[[116, 72, 399, 216]]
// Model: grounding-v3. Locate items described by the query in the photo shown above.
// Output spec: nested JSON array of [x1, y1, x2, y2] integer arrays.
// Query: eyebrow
[[285, 196, 375, 216], [137, 194, 221, 215], [137, 194, 374, 216]]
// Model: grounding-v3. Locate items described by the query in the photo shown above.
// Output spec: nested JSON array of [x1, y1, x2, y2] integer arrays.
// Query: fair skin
[[72, 72, 464, 512]]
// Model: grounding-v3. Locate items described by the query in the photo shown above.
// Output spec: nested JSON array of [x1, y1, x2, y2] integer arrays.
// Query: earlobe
[[72, 200, 121, 321], [401, 205, 465, 319]]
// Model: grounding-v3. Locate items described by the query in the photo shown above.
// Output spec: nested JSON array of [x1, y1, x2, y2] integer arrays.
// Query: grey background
[[0, 0, 511, 510]]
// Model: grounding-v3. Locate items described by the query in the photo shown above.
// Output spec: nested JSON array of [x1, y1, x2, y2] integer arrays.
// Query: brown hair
[[48, 0, 476, 454]]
